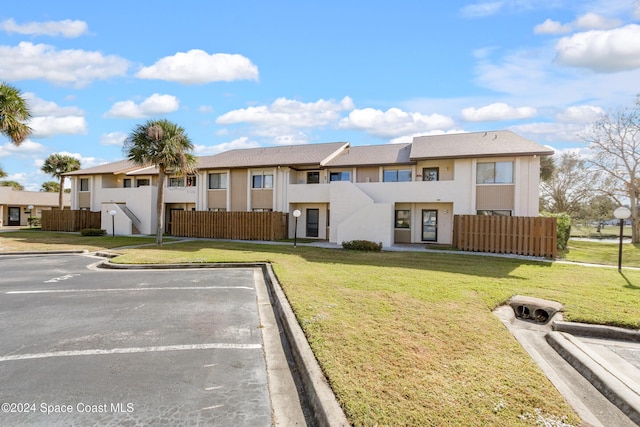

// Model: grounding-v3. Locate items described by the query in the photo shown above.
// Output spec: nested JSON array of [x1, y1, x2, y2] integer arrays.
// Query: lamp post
[[109, 210, 117, 237], [614, 206, 631, 273], [27, 205, 33, 228], [292, 209, 301, 247]]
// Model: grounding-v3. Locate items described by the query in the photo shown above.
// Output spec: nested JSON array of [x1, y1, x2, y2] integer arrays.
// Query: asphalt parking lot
[[0, 254, 307, 426]]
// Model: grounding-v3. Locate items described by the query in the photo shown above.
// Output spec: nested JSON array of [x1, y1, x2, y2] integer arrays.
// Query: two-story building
[[65, 130, 553, 247]]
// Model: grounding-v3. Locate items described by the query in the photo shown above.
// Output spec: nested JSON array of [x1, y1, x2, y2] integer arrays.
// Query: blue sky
[[1, 0, 639, 190]]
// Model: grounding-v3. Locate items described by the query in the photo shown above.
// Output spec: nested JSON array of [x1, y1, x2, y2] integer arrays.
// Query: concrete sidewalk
[[496, 305, 640, 427]]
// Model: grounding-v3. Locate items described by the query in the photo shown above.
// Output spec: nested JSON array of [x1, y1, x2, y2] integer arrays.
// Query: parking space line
[[0, 343, 262, 362], [6, 286, 253, 294]]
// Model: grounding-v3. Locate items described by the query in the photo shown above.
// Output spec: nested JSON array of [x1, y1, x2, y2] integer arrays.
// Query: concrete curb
[[546, 331, 640, 424], [0, 249, 88, 256], [260, 263, 350, 427], [554, 320, 640, 343], [97, 258, 350, 426]]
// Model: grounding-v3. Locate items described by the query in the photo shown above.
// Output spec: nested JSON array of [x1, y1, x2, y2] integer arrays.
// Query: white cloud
[[460, 2, 505, 18], [100, 132, 127, 146], [198, 105, 214, 113], [0, 140, 46, 157], [0, 42, 129, 87], [217, 96, 354, 128], [30, 116, 88, 138], [339, 107, 455, 138], [555, 105, 604, 123], [534, 19, 572, 35], [555, 25, 640, 72], [535, 13, 621, 35], [389, 129, 468, 144], [0, 18, 88, 38], [136, 49, 259, 84], [510, 122, 590, 143], [104, 93, 180, 118], [574, 13, 621, 30], [194, 137, 261, 155], [461, 103, 537, 121], [24, 93, 84, 117]]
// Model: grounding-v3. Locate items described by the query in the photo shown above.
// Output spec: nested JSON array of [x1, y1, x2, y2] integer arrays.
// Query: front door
[[422, 210, 438, 242], [306, 209, 319, 238], [8, 207, 20, 226]]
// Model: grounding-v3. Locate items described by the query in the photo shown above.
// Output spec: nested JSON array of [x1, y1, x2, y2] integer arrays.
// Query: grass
[[4, 232, 640, 425], [0, 229, 164, 252], [561, 239, 640, 267], [571, 224, 632, 239]]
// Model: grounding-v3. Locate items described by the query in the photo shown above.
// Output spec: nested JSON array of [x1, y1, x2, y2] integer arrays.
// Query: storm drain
[[509, 295, 563, 324]]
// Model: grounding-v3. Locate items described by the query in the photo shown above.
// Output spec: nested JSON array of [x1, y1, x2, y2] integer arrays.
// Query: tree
[[540, 152, 600, 216], [123, 119, 196, 245], [0, 82, 32, 145], [0, 164, 6, 178], [40, 181, 60, 193], [584, 98, 640, 242], [0, 180, 24, 190], [41, 154, 81, 209]]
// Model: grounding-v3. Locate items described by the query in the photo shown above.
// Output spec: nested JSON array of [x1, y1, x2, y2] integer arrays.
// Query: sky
[[1, 0, 639, 191]]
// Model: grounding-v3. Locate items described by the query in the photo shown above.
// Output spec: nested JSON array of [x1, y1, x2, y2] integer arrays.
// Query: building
[[65, 130, 553, 246], [0, 187, 70, 227]]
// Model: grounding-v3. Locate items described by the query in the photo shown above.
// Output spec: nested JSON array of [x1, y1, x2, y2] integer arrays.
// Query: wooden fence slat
[[170, 211, 287, 241], [41, 210, 101, 232], [454, 215, 557, 258]]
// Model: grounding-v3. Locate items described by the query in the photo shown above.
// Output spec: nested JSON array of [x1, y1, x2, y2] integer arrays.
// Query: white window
[[252, 173, 273, 189], [383, 169, 411, 182], [329, 171, 351, 182], [168, 177, 185, 187], [79, 178, 89, 191], [476, 162, 513, 184], [208, 173, 227, 189]]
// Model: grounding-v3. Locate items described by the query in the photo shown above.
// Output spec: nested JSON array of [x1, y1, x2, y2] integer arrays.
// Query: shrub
[[540, 212, 571, 250], [342, 240, 382, 251], [80, 228, 107, 236]]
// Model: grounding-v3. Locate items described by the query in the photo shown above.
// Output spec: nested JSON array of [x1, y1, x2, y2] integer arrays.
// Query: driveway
[[0, 254, 309, 426]]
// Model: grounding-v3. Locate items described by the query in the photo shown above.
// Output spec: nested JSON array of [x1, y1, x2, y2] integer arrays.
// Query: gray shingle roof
[[410, 130, 554, 160], [64, 160, 153, 176], [196, 142, 349, 169], [325, 143, 412, 167]]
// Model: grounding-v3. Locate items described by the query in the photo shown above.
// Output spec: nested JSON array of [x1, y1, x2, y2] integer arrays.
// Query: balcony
[[287, 180, 467, 204]]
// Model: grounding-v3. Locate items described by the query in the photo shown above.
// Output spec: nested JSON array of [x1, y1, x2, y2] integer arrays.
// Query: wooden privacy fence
[[171, 211, 288, 241], [41, 210, 101, 232], [454, 215, 557, 258]]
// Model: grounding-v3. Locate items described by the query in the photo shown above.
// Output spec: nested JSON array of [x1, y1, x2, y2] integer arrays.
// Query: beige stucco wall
[[230, 169, 248, 211], [251, 189, 273, 210], [356, 167, 379, 183], [207, 190, 227, 210]]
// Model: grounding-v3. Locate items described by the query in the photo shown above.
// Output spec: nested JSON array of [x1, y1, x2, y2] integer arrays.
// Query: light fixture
[[109, 210, 117, 237], [614, 207, 631, 272], [293, 209, 301, 247]]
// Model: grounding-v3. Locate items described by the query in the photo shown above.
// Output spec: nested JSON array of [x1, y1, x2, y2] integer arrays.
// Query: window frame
[[123, 178, 132, 188], [329, 171, 351, 182], [307, 171, 320, 184], [422, 167, 439, 182], [476, 161, 513, 184], [208, 172, 227, 190], [168, 176, 185, 187], [252, 173, 274, 189], [383, 169, 412, 183], [395, 210, 411, 229], [136, 178, 150, 187], [79, 178, 89, 192]]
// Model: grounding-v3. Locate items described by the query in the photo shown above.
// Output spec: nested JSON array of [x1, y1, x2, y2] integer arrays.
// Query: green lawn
[[561, 239, 640, 268], [4, 231, 640, 426]]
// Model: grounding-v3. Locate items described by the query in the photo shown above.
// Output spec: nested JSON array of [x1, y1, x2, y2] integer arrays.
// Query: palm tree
[[40, 181, 60, 192], [0, 164, 6, 178], [41, 154, 81, 209], [0, 180, 24, 190], [0, 82, 32, 145], [124, 119, 196, 245]]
